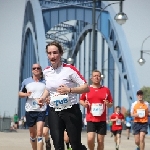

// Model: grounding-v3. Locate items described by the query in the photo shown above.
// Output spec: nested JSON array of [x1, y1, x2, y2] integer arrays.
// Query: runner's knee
[[37, 136, 43, 143], [30, 137, 36, 142]]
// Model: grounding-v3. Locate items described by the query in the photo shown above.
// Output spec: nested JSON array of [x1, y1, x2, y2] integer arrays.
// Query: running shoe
[[136, 147, 140, 150], [67, 148, 72, 150], [116, 145, 119, 150], [127, 137, 129, 140]]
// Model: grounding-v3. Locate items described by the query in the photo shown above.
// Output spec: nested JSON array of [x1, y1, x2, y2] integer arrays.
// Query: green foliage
[[141, 86, 150, 103]]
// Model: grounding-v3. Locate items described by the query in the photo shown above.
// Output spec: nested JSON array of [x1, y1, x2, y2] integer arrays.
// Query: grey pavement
[[0, 129, 150, 150]]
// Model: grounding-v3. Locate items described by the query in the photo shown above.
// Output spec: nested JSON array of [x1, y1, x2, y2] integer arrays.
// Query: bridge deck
[[0, 129, 150, 150]]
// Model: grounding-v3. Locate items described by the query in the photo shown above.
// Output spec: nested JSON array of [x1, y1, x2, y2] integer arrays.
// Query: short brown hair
[[46, 41, 63, 54], [92, 70, 101, 75], [115, 106, 121, 109], [137, 90, 143, 95]]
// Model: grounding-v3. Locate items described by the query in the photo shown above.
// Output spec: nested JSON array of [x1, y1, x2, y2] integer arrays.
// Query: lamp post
[[138, 35, 150, 65], [92, 0, 128, 72], [114, 0, 128, 25], [67, 57, 74, 65]]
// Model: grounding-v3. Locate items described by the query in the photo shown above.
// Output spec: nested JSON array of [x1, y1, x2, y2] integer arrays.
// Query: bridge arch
[[19, 0, 140, 117]]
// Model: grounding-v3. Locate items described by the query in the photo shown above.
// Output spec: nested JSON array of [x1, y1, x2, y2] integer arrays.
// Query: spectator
[[19, 119, 23, 129], [125, 113, 133, 139], [84, 117, 87, 128], [23, 116, 27, 129], [13, 114, 19, 130]]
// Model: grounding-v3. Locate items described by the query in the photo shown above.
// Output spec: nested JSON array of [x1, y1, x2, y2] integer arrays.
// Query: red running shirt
[[110, 113, 124, 131], [80, 86, 113, 122]]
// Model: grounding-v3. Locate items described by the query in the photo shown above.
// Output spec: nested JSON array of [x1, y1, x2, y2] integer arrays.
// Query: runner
[[125, 112, 133, 139], [80, 70, 113, 150], [43, 103, 51, 150], [110, 106, 124, 150], [39, 41, 89, 150], [108, 119, 113, 137], [64, 130, 72, 150], [13, 114, 19, 130], [131, 90, 150, 150], [19, 64, 47, 150]]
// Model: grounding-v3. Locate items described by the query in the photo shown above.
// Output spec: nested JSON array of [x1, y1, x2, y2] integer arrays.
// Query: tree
[[141, 86, 150, 103]]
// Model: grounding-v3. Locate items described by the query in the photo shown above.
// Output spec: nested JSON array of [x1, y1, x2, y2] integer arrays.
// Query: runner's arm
[[19, 91, 30, 98], [121, 119, 125, 123], [110, 118, 117, 122], [40, 89, 49, 100], [80, 100, 89, 108], [69, 83, 89, 94], [130, 103, 138, 117], [110, 115, 116, 122], [104, 101, 113, 108]]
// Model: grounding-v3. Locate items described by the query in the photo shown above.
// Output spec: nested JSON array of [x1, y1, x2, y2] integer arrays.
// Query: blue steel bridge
[[19, 0, 139, 118]]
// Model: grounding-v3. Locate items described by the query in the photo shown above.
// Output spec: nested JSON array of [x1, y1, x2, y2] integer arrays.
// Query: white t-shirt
[[43, 63, 86, 108], [20, 77, 47, 111]]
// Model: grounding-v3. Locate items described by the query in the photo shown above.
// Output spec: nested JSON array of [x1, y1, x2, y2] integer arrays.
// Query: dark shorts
[[44, 115, 49, 128], [133, 122, 148, 135], [14, 122, 18, 124], [126, 126, 131, 130], [87, 121, 107, 135], [112, 130, 122, 136], [26, 111, 46, 127]]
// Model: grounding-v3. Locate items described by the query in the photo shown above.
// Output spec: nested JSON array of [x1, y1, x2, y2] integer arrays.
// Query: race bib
[[126, 122, 131, 127], [51, 94, 72, 111], [91, 103, 104, 116], [137, 109, 145, 118], [116, 119, 121, 125], [31, 100, 39, 109]]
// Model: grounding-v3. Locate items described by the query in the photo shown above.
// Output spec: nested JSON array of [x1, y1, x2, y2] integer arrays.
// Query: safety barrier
[[0, 117, 11, 132]]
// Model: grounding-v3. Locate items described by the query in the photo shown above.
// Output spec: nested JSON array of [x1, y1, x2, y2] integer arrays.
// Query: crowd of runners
[[19, 41, 150, 150]]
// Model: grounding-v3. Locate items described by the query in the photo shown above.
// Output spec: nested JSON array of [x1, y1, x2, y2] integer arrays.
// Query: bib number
[[116, 119, 121, 125], [126, 122, 131, 127], [51, 94, 72, 111], [91, 103, 104, 116], [32, 100, 39, 109], [137, 109, 145, 118]]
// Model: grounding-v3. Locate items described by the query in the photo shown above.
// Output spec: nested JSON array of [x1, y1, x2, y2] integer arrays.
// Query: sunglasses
[[32, 67, 41, 70]]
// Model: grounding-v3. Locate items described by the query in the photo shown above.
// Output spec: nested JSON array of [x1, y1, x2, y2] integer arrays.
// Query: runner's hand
[[25, 92, 32, 97], [134, 113, 139, 117], [45, 97, 50, 104], [103, 100, 112, 108], [57, 85, 69, 94], [83, 100, 89, 108], [35, 98, 44, 108], [103, 99, 109, 105]]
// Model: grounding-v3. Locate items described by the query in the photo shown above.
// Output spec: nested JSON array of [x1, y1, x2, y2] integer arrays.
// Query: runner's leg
[[43, 115, 51, 150], [87, 132, 95, 150], [26, 111, 37, 150], [97, 134, 105, 150], [97, 122, 106, 150], [64, 131, 71, 149], [61, 104, 86, 150], [29, 126, 37, 150], [48, 107, 65, 150], [139, 132, 146, 150]]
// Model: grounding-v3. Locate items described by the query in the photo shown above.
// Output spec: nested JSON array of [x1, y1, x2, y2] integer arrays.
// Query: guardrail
[[0, 117, 11, 132]]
